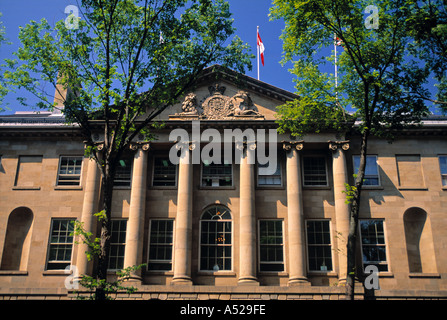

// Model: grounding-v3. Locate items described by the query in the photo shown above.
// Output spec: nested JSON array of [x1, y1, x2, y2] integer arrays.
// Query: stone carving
[[328, 140, 350, 151], [181, 93, 201, 115], [176, 83, 264, 120], [228, 91, 261, 116], [282, 141, 304, 152]]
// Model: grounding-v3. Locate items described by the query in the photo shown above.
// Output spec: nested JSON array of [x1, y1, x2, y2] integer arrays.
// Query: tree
[[0, 12, 11, 110], [406, 0, 447, 109], [5, 0, 252, 300], [270, 0, 430, 299]]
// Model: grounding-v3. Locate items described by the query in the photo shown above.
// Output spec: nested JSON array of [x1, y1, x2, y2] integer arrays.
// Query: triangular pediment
[[155, 65, 298, 121]]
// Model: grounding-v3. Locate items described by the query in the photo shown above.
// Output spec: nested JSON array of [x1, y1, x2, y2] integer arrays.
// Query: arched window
[[1, 207, 33, 271], [200, 205, 232, 271]]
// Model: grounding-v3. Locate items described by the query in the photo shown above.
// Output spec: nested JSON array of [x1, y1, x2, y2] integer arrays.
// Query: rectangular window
[[257, 162, 282, 186], [114, 157, 132, 187], [353, 155, 380, 186], [303, 156, 328, 186], [360, 220, 388, 272], [259, 220, 284, 272], [306, 220, 333, 271], [108, 220, 127, 270], [152, 157, 177, 187], [15, 155, 43, 188], [439, 156, 447, 186], [201, 160, 232, 187], [46, 219, 75, 270], [148, 220, 174, 271], [57, 156, 83, 186]]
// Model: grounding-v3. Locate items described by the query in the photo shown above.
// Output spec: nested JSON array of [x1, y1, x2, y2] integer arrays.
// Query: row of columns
[[76, 140, 351, 286]]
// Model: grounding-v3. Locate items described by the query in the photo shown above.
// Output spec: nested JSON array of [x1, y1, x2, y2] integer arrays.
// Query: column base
[[288, 277, 311, 286], [238, 277, 260, 286], [171, 276, 193, 286]]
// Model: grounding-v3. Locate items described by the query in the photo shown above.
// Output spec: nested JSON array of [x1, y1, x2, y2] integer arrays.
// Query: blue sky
[[0, 0, 440, 115], [0, 0, 300, 114]]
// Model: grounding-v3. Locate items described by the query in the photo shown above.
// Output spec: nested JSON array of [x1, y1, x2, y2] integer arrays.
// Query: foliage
[[0, 12, 12, 110], [270, 0, 432, 300], [71, 218, 145, 300], [406, 0, 447, 110], [5, 0, 253, 300], [270, 0, 430, 139]]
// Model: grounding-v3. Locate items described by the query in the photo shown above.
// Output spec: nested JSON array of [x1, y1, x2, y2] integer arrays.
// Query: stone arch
[[403, 207, 437, 273], [1, 207, 34, 271]]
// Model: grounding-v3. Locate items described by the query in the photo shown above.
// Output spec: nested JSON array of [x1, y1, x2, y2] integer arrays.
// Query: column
[[238, 141, 259, 285], [329, 140, 350, 284], [172, 142, 194, 285], [75, 148, 101, 280], [123, 142, 149, 281], [284, 141, 309, 285]]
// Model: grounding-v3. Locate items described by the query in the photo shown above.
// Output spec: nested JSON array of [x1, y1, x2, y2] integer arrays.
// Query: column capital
[[129, 142, 150, 151], [282, 140, 304, 152], [328, 140, 350, 151], [174, 140, 197, 151], [83, 141, 105, 151], [235, 140, 256, 152]]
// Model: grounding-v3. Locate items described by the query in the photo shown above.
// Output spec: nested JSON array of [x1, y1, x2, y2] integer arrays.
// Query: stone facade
[[1, 67, 447, 300]]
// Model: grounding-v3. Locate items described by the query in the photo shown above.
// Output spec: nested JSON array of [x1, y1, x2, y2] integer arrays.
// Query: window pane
[[259, 220, 284, 271], [200, 206, 232, 271], [303, 157, 327, 186], [258, 162, 281, 186], [202, 161, 232, 187], [58, 156, 83, 186], [46, 219, 75, 270], [354, 156, 379, 186], [148, 220, 174, 271], [153, 158, 176, 186], [360, 220, 388, 272], [306, 220, 332, 271]]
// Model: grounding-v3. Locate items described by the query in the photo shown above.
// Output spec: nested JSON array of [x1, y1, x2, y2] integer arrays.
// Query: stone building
[[0, 66, 447, 300]]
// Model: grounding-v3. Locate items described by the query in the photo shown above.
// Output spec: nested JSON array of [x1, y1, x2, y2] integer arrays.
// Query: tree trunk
[[95, 160, 115, 300], [345, 128, 369, 300]]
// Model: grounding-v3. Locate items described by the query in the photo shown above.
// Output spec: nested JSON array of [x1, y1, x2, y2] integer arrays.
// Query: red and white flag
[[257, 29, 265, 66]]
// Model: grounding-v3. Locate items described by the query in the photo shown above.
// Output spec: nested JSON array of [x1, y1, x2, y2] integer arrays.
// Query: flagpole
[[257, 26, 260, 81]]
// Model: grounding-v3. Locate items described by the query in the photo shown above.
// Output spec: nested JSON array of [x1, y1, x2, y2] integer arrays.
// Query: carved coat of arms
[[174, 83, 263, 120]]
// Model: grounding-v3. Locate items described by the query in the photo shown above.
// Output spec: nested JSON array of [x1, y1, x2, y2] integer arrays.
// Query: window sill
[[149, 186, 178, 190], [113, 186, 131, 190], [54, 186, 83, 190], [0, 270, 28, 276], [256, 186, 285, 190], [308, 271, 338, 277], [145, 271, 174, 276], [409, 273, 440, 278], [199, 186, 236, 190], [43, 270, 69, 276], [197, 271, 236, 276], [12, 186, 41, 191], [360, 186, 384, 190], [397, 187, 428, 191], [303, 186, 331, 190], [259, 271, 289, 277]]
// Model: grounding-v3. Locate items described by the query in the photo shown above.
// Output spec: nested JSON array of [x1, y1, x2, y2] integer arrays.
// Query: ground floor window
[[359, 220, 388, 272], [306, 220, 333, 271], [200, 205, 232, 271], [259, 220, 284, 272], [46, 219, 74, 270], [148, 220, 174, 271]]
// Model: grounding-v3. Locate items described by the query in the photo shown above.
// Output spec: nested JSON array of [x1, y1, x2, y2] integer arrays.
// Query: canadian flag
[[257, 29, 265, 66]]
